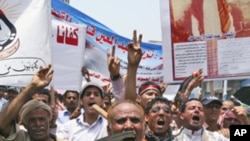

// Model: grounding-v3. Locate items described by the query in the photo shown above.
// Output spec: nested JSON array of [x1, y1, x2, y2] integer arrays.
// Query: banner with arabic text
[[52, 0, 164, 88], [0, 0, 52, 86], [160, 0, 250, 83], [52, 17, 86, 91]]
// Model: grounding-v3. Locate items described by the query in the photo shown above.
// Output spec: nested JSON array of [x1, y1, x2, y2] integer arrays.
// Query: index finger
[[112, 45, 115, 57], [133, 30, 137, 43]]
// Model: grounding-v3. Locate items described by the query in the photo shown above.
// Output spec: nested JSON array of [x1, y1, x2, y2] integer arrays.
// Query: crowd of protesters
[[0, 30, 249, 141]]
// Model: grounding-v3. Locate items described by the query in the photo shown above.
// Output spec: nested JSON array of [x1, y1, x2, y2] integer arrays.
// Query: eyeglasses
[[151, 106, 171, 113]]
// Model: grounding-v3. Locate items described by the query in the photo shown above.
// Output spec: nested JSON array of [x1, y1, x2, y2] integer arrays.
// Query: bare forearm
[[0, 83, 40, 133], [125, 66, 138, 101]]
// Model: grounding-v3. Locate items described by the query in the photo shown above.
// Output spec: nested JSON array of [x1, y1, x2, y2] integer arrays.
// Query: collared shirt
[[0, 98, 8, 113], [180, 128, 203, 141], [57, 109, 85, 126], [56, 114, 108, 141], [173, 127, 229, 141], [57, 109, 71, 125]]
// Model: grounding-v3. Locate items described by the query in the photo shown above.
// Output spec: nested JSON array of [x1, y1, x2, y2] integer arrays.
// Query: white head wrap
[[19, 99, 52, 120]]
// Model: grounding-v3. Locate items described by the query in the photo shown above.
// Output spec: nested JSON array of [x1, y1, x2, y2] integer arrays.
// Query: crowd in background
[[0, 30, 249, 141]]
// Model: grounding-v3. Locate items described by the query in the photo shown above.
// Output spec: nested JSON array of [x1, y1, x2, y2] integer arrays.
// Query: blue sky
[[69, 0, 162, 42]]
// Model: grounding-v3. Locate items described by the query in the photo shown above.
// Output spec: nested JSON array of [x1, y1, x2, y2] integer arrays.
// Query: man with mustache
[[173, 98, 229, 141], [57, 90, 79, 124], [144, 97, 174, 141], [106, 100, 145, 141], [0, 65, 68, 141]]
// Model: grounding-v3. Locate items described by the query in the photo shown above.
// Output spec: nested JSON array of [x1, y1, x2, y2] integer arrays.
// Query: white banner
[[52, 1, 164, 88], [0, 0, 52, 86], [52, 17, 86, 91]]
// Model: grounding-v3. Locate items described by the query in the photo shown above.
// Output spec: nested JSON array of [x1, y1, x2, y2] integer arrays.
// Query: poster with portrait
[[0, 0, 52, 86], [161, 0, 250, 83]]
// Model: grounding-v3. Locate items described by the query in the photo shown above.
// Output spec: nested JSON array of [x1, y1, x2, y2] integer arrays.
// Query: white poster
[[52, 17, 86, 91], [0, 0, 52, 86]]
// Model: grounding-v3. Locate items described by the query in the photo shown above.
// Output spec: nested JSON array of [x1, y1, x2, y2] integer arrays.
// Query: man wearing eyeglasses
[[144, 97, 174, 141]]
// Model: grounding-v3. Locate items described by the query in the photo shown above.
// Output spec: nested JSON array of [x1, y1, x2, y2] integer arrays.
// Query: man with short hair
[[7, 86, 19, 103], [145, 97, 174, 141], [56, 82, 108, 141], [173, 98, 228, 141], [57, 90, 79, 124], [32, 88, 51, 104], [106, 100, 145, 141]]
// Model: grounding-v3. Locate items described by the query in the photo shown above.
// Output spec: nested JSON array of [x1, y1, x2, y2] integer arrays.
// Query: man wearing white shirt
[[56, 82, 108, 141], [173, 98, 229, 141]]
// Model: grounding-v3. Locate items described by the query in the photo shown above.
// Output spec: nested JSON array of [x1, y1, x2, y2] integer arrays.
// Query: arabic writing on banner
[[52, 17, 86, 91], [0, 0, 52, 86], [160, 0, 250, 83], [52, 0, 164, 87]]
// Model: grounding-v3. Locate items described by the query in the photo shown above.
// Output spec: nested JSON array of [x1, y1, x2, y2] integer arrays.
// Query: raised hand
[[124, 30, 143, 101], [30, 64, 53, 89], [70, 106, 81, 119], [127, 30, 143, 67], [82, 66, 90, 82], [232, 106, 249, 124], [174, 68, 204, 108], [107, 45, 120, 76], [188, 68, 204, 90]]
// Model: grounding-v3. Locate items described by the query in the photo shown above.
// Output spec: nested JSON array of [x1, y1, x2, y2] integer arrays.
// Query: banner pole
[[223, 80, 228, 100], [210, 81, 215, 96]]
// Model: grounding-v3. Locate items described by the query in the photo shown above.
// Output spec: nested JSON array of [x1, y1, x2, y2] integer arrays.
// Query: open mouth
[[192, 115, 200, 121], [157, 119, 165, 126], [88, 102, 95, 106]]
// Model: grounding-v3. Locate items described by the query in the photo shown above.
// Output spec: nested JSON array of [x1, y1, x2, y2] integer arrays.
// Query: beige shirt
[[0, 124, 68, 141], [173, 127, 229, 141]]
